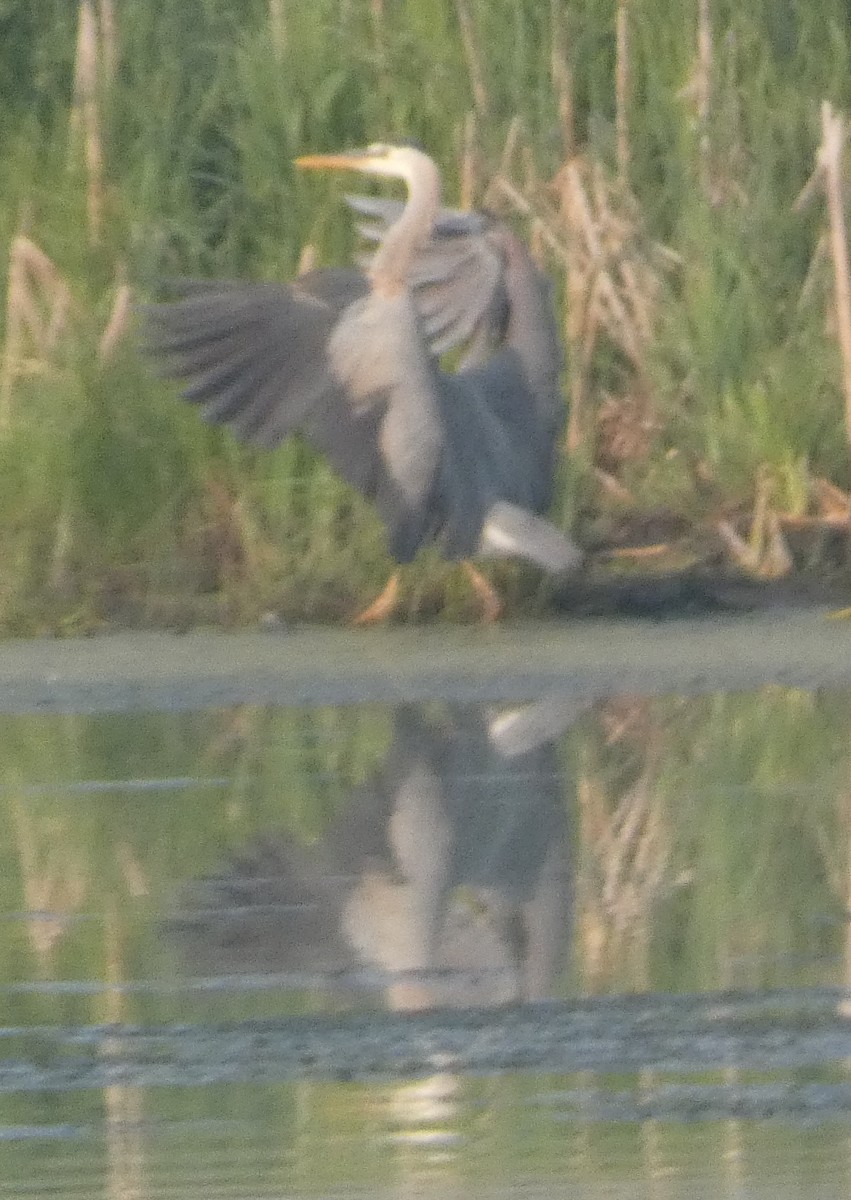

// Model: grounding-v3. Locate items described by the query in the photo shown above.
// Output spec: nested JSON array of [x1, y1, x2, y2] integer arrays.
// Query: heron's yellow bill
[[295, 151, 369, 172]]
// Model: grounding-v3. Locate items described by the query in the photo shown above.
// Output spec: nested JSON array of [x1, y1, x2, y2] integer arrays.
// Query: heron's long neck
[[369, 158, 441, 296]]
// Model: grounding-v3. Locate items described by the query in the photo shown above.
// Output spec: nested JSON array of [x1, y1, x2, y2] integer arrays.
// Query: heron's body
[[143, 144, 580, 593]]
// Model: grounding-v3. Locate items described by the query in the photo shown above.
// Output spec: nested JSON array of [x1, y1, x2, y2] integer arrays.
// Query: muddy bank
[[0, 608, 850, 712], [3, 987, 851, 1097]]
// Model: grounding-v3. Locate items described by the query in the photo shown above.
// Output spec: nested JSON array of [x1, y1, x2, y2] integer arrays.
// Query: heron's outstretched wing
[[346, 195, 508, 358], [142, 274, 359, 447], [141, 270, 447, 561]]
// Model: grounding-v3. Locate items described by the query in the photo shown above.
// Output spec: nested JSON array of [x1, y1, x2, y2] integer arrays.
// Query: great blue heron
[[143, 143, 581, 621]]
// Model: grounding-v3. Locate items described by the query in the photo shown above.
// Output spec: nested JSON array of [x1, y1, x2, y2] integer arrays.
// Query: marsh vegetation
[[4, 0, 851, 627]]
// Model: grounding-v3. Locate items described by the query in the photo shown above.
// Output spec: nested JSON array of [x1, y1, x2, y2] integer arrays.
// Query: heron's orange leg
[[352, 571, 401, 625], [462, 561, 503, 623]]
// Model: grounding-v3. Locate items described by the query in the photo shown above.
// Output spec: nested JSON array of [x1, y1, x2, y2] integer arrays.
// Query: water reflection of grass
[[574, 688, 851, 994], [0, 704, 391, 1025], [4, 1068, 850, 1198], [0, 690, 849, 1015]]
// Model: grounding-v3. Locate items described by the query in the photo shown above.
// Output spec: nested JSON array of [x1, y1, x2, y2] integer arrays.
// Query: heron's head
[[296, 142, 435, 190]]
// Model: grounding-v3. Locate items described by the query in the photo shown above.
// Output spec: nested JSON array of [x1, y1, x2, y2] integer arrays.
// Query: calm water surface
[[3, 668, 851, 1197]]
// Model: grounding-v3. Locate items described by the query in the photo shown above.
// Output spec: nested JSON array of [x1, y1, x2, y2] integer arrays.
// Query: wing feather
[[141, 272, 445, 561], [345, 195, 507, 357]]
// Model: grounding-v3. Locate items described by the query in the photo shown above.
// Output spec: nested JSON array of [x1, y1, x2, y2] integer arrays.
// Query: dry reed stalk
[[844, 825, 851, 1008], [796, 230, 828, 313], [0, 237, 72, 431], [556, 161, 642, 365], [104, 1077, 144, 1200], [630, 789, 670, 899], [618, 258, 655, 344], [594, 468, 634, 503], [487, 173, 571, 260], [459, 111, 478, 211], [496, 116, 523, 181], [600, 784, 652, 913], [565, 272, 601, 454], [9, 793, 87, 966], [49, 490, 75, 595], [550, 0, 575, 159], [486, 124, 672, 461], [72, 0, 104, 244], [615, 0, 631, 189], [98, 281, 133, 361], [696, 0, 712, 195], [812, 477, 851, 524], [453, 0, 488, 118], [529, 219, 547, 268], [268, 0, 287, 61], [733, 513, 793, 577], [813, 102, 851, 454], [297, 242, 317, 276], [97, 0, 117, 85], [102, 905, 145, 1200], [576, 753, 671, 975], [715, 468, 794, 578]]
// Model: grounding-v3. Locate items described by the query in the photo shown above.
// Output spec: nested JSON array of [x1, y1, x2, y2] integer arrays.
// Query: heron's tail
[[479, 502, 582, 575]]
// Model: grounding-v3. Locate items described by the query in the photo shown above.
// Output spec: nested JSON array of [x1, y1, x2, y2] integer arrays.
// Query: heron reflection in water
[[172, 697, 586, 1010], [143, 144, 581, 621]]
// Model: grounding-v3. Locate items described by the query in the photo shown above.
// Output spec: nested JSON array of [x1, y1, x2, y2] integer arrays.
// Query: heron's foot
[[463, 561, 503, 623], [352, 572, 401, 625]]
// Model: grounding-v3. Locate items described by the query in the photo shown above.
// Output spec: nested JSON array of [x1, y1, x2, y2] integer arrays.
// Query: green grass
[[2, 0, 851, 627]]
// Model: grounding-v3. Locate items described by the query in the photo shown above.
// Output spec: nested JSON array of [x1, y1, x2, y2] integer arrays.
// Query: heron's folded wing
[[347, 195, 489, 240], [346, 195, 507, 358]]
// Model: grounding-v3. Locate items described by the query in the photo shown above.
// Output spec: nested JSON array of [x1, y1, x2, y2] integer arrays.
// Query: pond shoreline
[[1, 608, 850, 712], [3, 986, 851, 1093]]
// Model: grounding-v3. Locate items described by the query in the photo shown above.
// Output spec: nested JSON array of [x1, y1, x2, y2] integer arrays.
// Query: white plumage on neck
[[365, 147, 441, 295]]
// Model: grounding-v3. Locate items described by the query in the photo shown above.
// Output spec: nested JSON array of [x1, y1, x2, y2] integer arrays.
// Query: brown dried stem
[[816, 102, 851, 453], [98, 281, 133, 362], [484, 119, 673, 462], [72, 0, 104, 244], [1, 237, 72, 430], [453, 0, 489, 118], [459, 111, 478, 211], [550, 0, 575, 159], [696, 0, 712, 195], [268, 0, 287, 61], [615, 0, 631, 189]]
